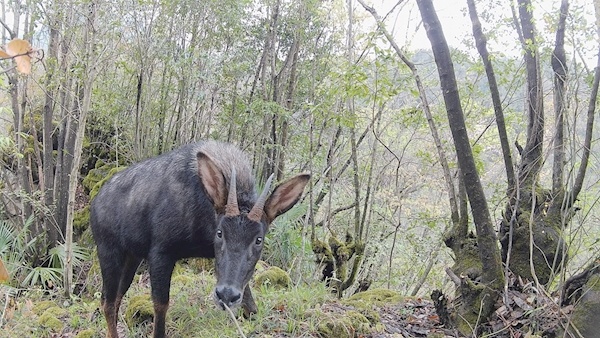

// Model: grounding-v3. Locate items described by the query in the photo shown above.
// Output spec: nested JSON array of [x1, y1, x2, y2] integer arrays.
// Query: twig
[[0, 291, 10, 328], [221, 302, 247, 338], [0, 51, 34, 60], [0, 17, 16, 39], [0, 65, 16, 75], [445, 267, 461, 286]]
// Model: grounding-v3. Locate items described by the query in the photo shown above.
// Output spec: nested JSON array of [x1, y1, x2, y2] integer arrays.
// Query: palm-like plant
[[0, 216, 90, 288]]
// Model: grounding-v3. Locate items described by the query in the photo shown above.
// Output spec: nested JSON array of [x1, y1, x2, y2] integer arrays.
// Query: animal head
[[197, 151, 310, 309]]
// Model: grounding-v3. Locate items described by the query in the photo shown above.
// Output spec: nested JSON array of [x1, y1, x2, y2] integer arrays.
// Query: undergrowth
[[0, 263, 334, 338]]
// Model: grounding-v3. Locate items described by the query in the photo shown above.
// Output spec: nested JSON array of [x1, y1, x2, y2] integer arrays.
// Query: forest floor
[[0, 263, 569, 338]]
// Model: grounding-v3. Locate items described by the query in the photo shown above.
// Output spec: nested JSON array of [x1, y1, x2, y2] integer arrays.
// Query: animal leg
[[242, 286, 258, 318], [97, 246, 125, 338], [115, 255, 142, 312], [148, 254, 176, 338]]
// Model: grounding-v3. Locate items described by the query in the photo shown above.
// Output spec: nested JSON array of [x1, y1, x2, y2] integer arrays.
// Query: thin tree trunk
[[570, 48, 599, 203], [54, 13, 76, 242], [516, 0, 544, 188], [416, 0, 504, 326], [466, 0, 515, 190], [42, 7, 62, 246], [64, 0, 97, 297], [356, 0, 460, 227], [551, 0, 569, 196]]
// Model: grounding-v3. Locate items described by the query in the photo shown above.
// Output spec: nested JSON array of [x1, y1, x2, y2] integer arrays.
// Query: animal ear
[[264, 173, 310, 224], [197, 151, 227, 212]]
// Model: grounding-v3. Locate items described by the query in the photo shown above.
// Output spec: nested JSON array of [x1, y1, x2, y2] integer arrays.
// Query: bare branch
[[0, 17, 16, 39]]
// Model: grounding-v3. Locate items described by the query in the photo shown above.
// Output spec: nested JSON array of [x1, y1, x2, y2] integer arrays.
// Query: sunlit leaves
[[0, 39, 35, 74], [0, 259, 8, 282]]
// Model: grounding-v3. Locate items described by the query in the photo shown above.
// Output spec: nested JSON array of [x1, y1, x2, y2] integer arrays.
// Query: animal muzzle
[[214, 285, 243, 309]]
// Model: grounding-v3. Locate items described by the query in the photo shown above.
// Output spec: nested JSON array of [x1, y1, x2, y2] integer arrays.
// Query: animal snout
[[215, 285, 242, 308]]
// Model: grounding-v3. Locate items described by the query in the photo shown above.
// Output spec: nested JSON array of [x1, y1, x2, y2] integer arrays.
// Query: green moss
[[125, 295, 154, 328], [353, 306, 380, 325], [37, 307, 67, 332], [312, 239, 333, 260], [32, 301, 59, 315], [75, 328, 96, 338], [74, 206, 90, 232], [345, 310, 372, 332], [189, 258, 215, 272], [566, 274, 600, 337], [172, 274, 194, 286], [82, 163, 108, 192], [174, 258, 214, 275], [315, 308, 374, 338], [346, 288, 402, 306], [508, 221, 563, 284], [254, 266, 291, 289], [452, 238, 483, 280], [90, 166, 126, 200], [453, 279, 498, 336], [317, 315, 354, 338]]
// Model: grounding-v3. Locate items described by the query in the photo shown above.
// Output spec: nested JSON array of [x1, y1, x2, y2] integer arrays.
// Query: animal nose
[[215, 285, 242, 307]]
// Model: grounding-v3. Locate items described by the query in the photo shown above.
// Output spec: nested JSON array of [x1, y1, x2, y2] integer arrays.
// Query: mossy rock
[[89, 166, 127, 200], [82, 161, 110, 192], [316, 309, 374, 338], [317, 314, 354, 338], [75, 328, 96, 338], [346, 310, 373, 332], [38, 306, 67, 332], [125, 295, 154, 328], [353, 306, 380, 325], [32, 300, 60, 315], [254, 266, 291, 289], [565, 274, 600, 337], [74, 205, 90, 233], [345, 288, 402, 306]]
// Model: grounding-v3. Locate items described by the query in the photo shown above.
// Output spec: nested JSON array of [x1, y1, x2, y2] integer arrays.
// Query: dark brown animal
[[90, 141, 309, 338]]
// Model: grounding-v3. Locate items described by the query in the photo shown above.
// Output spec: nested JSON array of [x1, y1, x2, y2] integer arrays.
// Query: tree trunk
[[516, 0, 544, 188], [64, 0, 97, 297], [551, 0, 568, 195], [42, 6, 62, 247], [466, 0, 514, 190], [416, 0, 504, 331], [356, 0, 460, 227], [500, 0, 572, 287]]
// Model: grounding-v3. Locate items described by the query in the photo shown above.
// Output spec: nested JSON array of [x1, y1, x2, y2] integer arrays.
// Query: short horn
[[248, 173, 275, 222], [225, 167, 240, 217]]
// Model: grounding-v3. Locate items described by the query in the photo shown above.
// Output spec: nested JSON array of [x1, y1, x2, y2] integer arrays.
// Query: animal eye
[[216, 230, 223, 238], [255, 237, 263, 245]]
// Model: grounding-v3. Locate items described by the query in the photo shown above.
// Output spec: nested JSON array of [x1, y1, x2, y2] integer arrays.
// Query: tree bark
[[466, 0, 515, 190], [551, 0, 568, 196], [64, 0, 97, 297], [499, 0, 576, 286], [42, 5, 63, 247], [516, 0, 544, 188], [416, 0, 504, 329], [356, 0, 460, 227]]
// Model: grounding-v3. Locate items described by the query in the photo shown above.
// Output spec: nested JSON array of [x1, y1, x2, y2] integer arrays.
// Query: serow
[[90, 140, 310, 338]]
